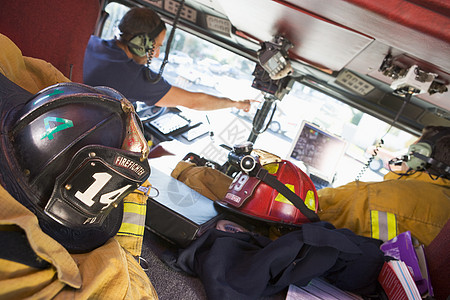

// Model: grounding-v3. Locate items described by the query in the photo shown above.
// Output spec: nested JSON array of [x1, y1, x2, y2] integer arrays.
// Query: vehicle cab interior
[[1, 0, 449, 299]]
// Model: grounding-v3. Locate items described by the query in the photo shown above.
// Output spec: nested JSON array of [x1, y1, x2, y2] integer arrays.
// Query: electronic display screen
[[289, 121, 347, 182]]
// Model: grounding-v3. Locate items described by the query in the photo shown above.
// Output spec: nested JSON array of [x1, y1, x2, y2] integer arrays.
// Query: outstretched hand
[[233, 99, 259, 112]]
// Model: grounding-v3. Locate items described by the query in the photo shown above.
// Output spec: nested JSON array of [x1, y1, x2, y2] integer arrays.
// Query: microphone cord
[[145, 0, 186, 83], [355, 91, 412, 181]]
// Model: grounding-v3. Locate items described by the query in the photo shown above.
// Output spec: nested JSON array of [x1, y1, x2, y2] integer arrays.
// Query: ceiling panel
[[217, 0, 373, 72]]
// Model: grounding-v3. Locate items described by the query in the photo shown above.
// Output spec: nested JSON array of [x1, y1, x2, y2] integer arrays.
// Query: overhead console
[[133, 0, 449, 134], [216, 0, 449, 133]]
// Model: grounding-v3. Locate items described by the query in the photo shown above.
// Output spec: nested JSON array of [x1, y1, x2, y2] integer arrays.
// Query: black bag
[[145, 166, 224, 248]]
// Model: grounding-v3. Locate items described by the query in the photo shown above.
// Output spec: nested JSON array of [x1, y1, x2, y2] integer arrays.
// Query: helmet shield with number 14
[[3, 82, 150, 252]]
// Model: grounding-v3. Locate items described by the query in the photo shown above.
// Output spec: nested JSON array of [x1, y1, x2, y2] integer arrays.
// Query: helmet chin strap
[[255, 167, 320, 222]]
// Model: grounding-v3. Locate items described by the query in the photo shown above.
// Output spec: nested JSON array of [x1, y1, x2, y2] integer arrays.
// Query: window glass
[[102, 2, 130, 40], [101, 2, 417, 187]]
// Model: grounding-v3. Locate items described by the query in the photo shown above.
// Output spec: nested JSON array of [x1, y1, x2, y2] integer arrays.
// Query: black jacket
[[173, 221, 385, 300]]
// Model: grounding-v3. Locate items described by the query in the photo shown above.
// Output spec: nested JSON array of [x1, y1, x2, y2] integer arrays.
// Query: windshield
[[101, 2, 418, 187]]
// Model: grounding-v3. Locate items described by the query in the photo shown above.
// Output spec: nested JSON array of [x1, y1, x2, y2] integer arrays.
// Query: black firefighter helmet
[[1, 82, 150, 252]]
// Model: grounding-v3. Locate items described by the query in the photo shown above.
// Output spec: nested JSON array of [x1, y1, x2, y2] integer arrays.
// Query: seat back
[[425, 219, 450, 300], [0, 0, 100, 83]]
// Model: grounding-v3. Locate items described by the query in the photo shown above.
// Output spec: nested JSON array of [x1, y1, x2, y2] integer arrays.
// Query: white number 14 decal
[[75, 172, 131, 208]]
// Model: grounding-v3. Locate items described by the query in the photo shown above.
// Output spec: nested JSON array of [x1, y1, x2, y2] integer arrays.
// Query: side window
[[101, 2, 256, 99], [101, 3, 130, 40]]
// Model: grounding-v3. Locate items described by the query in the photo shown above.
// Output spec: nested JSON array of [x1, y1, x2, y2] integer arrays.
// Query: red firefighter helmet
[[217, 160, 318, 225]]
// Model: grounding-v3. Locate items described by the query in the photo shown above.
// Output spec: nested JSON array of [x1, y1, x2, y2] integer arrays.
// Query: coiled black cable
[[145, 0, 185, 83], [355, 138, 384, 181], [355, 91, 412, 181]]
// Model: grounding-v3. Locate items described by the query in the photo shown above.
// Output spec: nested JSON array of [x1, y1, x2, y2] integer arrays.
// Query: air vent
[[164, 0, 197, 22], [336, 70, 375, 95]]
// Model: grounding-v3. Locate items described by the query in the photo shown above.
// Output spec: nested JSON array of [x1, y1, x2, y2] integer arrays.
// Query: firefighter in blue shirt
[[84, 7, 253, 112]]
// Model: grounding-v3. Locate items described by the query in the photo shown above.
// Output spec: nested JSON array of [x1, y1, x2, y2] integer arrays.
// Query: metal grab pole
[[247, 95, 277, 143]]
